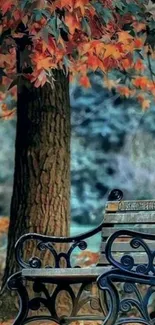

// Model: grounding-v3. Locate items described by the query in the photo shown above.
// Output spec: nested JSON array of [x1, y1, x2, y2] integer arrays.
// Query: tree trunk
[[1, 70, 70, 301]]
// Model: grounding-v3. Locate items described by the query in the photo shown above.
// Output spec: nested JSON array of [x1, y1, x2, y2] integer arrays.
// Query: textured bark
[[1, 70, 70, 291]]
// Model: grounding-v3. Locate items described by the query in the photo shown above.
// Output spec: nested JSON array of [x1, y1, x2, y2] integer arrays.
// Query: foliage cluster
[[1, 0, 155, 115]]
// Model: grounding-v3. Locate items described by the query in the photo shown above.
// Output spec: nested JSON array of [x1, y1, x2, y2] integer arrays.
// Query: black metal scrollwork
[[97, 270, 120, 325], [7, 272, 111, 325], [108, 189, 123, 202], [105, 229, 155, 275], [13, 188, 122, 270], [7, 221, 109, 325], [97, 267, 155, 325], [14, 222, 104, 269], [100, 229, 155, 324]]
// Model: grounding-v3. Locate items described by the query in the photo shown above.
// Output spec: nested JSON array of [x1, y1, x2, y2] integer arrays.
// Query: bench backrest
[[99, 199, 155, 266]]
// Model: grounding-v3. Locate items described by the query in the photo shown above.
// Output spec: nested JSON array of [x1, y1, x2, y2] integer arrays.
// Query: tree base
[[0, 289, 19, 321]]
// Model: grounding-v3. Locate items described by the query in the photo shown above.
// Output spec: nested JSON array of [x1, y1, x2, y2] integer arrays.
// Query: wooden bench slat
[[106, 200, 155, 212], [104, 212, 155, 224], [102, 227, 155, 237], [99, 253, 152, 265], [100, 197, 155, 266], [22, 267, 110, 278], [101, 241, 155, 252]]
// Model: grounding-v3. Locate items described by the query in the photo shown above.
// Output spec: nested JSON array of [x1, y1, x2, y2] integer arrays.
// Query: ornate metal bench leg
[[7, 272, 29, 325], [97, 272, 119, 325]]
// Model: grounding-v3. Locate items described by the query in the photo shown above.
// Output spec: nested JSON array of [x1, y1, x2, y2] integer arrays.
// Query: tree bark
[[1, 70, 70, 290]]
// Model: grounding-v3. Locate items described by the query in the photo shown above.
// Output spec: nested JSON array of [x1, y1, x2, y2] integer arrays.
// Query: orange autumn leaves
[[0, 217, 9, 234], [75, 30, 152, 110], [117, 86, 151, 111], [0, 0, 155, 110], [116, 76, 154, 111], [72, 33, 145, 77]]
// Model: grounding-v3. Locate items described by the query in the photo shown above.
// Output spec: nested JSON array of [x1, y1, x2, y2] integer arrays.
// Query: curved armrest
[[105, 229, 155, 276], [15, 221, 104, 269], [14, 189, 123, 270]]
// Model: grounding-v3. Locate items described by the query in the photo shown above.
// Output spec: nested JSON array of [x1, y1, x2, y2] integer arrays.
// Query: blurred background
[[1, 71, 155, 231]]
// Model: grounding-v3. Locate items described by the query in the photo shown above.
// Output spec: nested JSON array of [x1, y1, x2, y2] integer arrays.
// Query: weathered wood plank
[[99, 253, 153, 265], [101, 241, 155, 252], [22, 267, 110, 278], [102, 227, 155, 237], [106, 200, 155, 212], [104, 212, 155, 224]]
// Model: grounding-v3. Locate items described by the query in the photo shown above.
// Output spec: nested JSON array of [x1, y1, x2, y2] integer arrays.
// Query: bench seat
[[22, 266, 110, 281]]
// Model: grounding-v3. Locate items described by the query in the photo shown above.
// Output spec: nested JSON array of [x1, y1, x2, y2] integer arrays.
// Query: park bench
[[7, 189, 155, 325]]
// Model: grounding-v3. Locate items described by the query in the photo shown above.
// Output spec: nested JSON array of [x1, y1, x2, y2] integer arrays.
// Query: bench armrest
[[15, 221, 104, 269], [105, 229, 155, 276], [14, 189, 123, 269]]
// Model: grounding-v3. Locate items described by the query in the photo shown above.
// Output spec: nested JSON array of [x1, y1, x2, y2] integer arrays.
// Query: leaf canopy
[[1, 0, 155, 111]]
